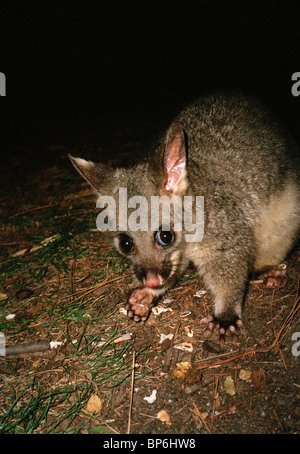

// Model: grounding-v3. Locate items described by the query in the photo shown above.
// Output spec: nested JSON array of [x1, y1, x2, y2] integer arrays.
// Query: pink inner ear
[[164, 128, 186, 192], [164, 158, 186, 191]]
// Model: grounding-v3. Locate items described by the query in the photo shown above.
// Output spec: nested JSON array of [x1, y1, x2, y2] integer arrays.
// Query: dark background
[[1, 1, 300, 156]]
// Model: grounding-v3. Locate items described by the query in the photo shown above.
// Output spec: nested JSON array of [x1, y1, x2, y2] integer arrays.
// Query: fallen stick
[[9, 203, 58, 219], [197, 349, 262, 370], [11, 234, 61, 257], [271, 296, 299, 347], [5, 342, 50, 356], [192, 402, 212, 434], [127, 349, 136, 435], [208, 401, 243, 419], [210, 377, 219, 430]]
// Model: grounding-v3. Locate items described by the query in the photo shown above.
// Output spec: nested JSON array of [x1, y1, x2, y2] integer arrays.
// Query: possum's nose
[[143, 272, 163, 288]]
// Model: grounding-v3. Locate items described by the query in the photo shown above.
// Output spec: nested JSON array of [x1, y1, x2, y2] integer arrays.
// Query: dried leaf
[[119, 307, 127, 316], [159, 333, 174, 344], [27, 303, 44, 315], [252, 368, 266, 390], [114, 333, 132, 343], [184, 326, 194, 337], [194, 290, 207, 297], [152, 305, 173, 316], [214, 394, 222, 409], [176, 361, 192, 373], [32, 359, 41, 369], [49, 341, 63, 349], [16, 288, 33, 300], [185, 367, 203, 385], [157, 410, 171, 426], [239, 369, 252, 382], [161, 298, 174, 305], [143, 389, 157, 403], [174, 342, 193, 352], [86, 394, 103, 415], [224, 376, 236, 396], [172, 361, 192, 379]]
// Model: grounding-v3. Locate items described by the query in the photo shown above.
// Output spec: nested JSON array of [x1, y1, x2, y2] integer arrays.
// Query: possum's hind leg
[[254, 264, 287, 287], [254, 182, 300, 287]]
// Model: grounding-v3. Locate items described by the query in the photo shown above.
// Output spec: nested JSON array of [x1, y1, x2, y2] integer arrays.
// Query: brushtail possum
[[69, 92, 300, 342]]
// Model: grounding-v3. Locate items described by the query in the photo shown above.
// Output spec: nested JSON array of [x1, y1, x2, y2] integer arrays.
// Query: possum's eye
[[155, 230, 174, 247], [119, 234, 135, 254]]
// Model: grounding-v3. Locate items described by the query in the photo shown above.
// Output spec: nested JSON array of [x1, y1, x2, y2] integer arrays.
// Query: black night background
[[1, 1, 300, 154]]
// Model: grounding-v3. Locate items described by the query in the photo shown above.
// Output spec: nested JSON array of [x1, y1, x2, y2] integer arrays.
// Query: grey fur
[[69, 92, 300, 333]]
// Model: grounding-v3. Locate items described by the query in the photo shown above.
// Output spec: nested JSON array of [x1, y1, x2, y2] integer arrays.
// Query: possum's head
[[69, 124, 194, 294]]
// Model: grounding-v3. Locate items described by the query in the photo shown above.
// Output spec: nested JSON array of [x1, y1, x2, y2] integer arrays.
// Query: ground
[[0, 117, 299, 434]]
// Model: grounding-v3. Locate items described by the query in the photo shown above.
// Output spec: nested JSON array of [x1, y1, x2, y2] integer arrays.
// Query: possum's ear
[[68, 154, 113, 195], [163, 124, 187, 195]]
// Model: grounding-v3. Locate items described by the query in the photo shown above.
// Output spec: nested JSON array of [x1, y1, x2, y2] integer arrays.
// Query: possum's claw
[[125, 287, 156, 322], [201, 315, 245, 345]]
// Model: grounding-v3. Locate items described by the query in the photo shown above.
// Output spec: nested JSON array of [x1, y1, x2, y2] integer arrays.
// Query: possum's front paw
[[201, 315, 245, 345], [125, 288, 156, 322]]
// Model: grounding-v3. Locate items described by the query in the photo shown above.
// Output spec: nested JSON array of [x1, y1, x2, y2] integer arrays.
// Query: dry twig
[[127, 349, 136, 435], [210, 377, 219, 430], [192, 402, 211, 434], [9, 203, 58, 218]]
